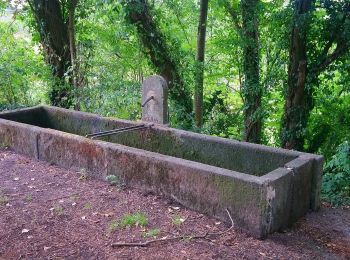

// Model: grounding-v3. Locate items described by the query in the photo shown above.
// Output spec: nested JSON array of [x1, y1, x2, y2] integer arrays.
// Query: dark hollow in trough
[[0, 106, 323, 238]]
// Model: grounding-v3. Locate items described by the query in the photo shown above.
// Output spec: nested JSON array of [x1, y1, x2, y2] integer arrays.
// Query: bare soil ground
[[0, 148, 349, 260]]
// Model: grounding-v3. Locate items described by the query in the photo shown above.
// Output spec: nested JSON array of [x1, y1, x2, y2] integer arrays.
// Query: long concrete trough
[[0, 105, 323, 238]]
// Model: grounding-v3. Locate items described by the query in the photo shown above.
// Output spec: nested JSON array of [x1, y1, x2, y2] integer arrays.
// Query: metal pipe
[[141, 96, 154, 107], [88, 125, 147, 139], [86, 124, 145, 138], [90, 125, 149, 139]]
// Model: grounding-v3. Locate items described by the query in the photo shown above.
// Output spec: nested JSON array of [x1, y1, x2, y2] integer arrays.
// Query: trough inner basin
[[0, 106, 299, 176]]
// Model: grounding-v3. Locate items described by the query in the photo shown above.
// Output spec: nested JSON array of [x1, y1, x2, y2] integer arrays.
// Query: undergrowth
[[322, 141, 350, 206]]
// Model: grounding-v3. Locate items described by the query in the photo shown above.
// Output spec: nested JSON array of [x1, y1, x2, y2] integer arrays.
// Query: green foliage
[[73, 0, 150, 119], [0, 1, 6, 10], [306, 58, 350, 158], [322, 141, 350, 205], [0, 21, 51, 107]]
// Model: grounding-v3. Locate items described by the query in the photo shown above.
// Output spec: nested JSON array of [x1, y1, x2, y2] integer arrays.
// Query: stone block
[[141, 75, 168, 124]]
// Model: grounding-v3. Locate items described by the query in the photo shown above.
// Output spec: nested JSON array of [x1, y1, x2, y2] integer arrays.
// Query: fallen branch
[[111, 208, 234, 248]]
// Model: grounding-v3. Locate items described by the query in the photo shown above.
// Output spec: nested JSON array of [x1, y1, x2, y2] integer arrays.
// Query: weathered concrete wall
[[0, 106, 323, 238]]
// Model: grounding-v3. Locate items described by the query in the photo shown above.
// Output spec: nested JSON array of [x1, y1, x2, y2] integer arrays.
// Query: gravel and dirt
[[0, 148, 349, 259]]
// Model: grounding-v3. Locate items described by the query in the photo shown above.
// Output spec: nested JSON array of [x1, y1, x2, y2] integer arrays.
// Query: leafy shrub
[[322, 141, 350, 206], [306, 95, 350, 159]]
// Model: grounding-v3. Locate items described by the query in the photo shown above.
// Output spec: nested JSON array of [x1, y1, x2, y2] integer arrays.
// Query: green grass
[[83, 202, 92, 210], [120, 212, 148, 227], [52, 204, 64, 216], [25, 194, 33, 203], [143, 228, 160, 238], [107, 219, 119, 233], [171, 215, 185, 226], [106, 212, 149, 233]]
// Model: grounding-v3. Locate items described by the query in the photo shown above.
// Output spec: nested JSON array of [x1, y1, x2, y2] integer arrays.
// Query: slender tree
[[224, 0, 262, 143], [194, 0, 209, 128]]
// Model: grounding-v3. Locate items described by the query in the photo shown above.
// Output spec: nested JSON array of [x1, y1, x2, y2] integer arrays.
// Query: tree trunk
[[241, 0, 262, 143], [122, 0, 193, 123], [68, 0, 80, 110], [281, 0, 313, 150], [194, 0, 209, 128], [28, 0, 73, 108]]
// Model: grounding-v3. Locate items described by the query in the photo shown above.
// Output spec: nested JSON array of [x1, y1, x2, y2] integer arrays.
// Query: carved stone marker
[[141, 75, 168, 124]]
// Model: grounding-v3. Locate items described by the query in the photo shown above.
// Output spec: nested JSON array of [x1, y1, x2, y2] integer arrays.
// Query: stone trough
[[0, 105, 323, 238]]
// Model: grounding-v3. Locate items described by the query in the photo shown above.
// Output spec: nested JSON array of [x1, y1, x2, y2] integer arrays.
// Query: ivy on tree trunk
[[241, 0, 262, 143], [224, 0, 262, 143], [281, 0, 349, 151], [28, 0, 74, 108], [122, 0, 193, 124]]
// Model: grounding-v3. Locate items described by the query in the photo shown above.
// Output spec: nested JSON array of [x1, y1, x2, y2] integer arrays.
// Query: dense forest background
[[0, 0, 349, 205]]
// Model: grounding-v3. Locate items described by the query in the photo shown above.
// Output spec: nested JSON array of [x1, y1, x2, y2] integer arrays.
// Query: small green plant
[[143, 228, 160, 238], [52, 204, 64, 216], [107, 219, 119, 233], [171, 215, 185, 226], [105, 175, 119, 186], [120, 212, 148, 227], [0, 195, 9, 205], [322, 141, 350, 205], [25, 194, 33, 203], [83, 202, 92, 210]]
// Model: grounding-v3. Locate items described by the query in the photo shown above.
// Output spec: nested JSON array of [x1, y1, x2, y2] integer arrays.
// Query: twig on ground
[[111, 208, 234, 248], [46, 192, 81, 202]]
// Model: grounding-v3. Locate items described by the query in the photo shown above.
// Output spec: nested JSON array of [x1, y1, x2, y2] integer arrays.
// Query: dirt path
[[0, 149, 349, 259]]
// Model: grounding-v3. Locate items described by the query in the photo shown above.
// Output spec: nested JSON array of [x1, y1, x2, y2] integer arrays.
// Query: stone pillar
[[141, 75, 168, 124]]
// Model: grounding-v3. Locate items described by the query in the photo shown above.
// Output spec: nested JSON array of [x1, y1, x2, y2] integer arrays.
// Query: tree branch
[[222, 0, 242, 34], [310, 41, 349, 76], [310, 3, 350, 76]]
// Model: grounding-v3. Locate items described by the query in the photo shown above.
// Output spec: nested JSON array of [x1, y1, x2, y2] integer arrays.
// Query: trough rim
[[0, 105, 322, 183]]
